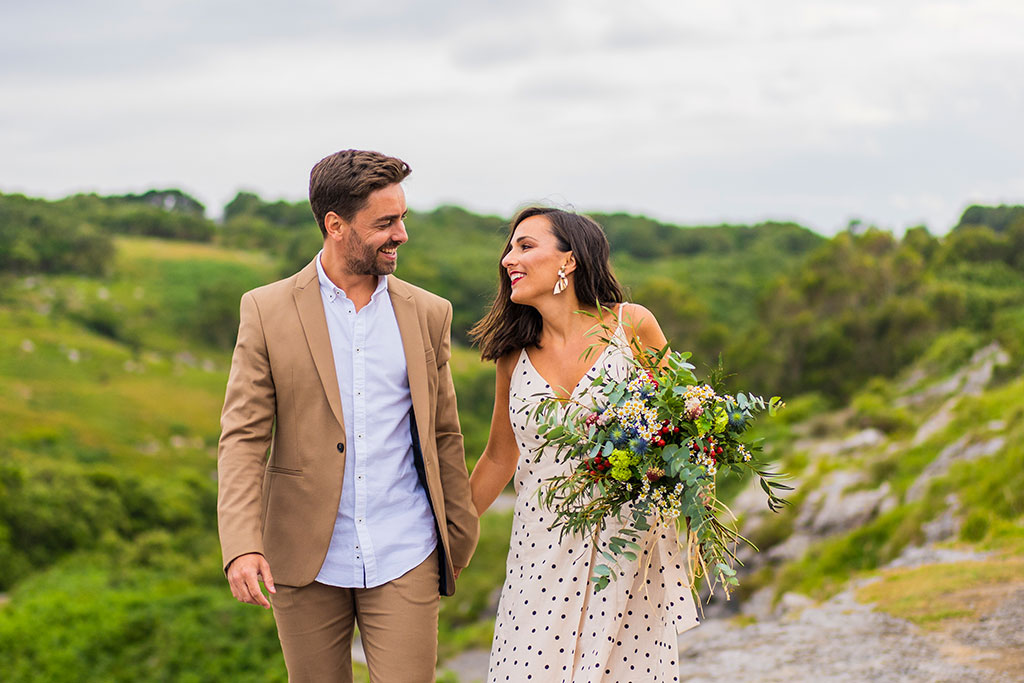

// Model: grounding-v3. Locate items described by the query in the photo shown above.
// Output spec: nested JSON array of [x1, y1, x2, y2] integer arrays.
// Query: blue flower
[[727, 408, 748, 431], [628, 437, 649, 455], [608, 426, 630, 448]]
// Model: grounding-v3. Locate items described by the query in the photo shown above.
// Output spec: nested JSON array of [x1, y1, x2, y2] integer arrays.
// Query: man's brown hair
[[309, 150, 411, 236]]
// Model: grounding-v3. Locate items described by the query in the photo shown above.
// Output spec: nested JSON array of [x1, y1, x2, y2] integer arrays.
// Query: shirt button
[[336, 442, 344, 453]]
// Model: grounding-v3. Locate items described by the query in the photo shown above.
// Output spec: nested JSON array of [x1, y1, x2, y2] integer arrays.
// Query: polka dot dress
[[488, 310, 700, 683]]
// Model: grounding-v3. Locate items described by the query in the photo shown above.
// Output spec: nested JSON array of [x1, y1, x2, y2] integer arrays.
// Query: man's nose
[[391, 219, 408, 244]]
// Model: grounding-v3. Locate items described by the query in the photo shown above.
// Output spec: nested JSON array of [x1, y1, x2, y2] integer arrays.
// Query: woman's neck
[[534, 296, 600, 347]]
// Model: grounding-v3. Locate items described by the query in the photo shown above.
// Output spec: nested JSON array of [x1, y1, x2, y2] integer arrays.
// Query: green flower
[[610, 466, 633, 481], [713, 405, 729, 433], [608, 449, 631, 467]]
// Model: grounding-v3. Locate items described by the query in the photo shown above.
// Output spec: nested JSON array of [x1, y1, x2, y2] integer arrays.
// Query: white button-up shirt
[[314, 252, 437, 588]]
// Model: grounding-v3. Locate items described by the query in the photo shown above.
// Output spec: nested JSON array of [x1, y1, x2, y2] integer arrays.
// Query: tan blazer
[[217, 258, 479, 596]]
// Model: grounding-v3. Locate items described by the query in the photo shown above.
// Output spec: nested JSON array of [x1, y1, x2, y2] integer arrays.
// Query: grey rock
[[796, 428, 886, 459], [766, 532, 813, 563], [955, 588, 1024, 650], [907, 436, 1006, 502], [739, 586, 777, 620], [885, 542, 989, 570], [899, 342, 1009, 412], [441, 649, 491, 683], [912, 396, 959, 446], [775, 591, 814, 618], [921, 494, 962, 543], [794, 470, 892, 538]]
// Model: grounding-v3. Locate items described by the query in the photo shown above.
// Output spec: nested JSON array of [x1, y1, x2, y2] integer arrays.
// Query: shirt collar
[[315, 250, 389, 303]]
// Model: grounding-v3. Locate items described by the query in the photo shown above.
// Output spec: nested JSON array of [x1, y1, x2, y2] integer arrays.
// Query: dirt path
[[443, 574, 1024, 682]]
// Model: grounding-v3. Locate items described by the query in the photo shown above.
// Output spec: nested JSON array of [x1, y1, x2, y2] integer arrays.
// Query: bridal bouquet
[[530, 312, 789, 597]]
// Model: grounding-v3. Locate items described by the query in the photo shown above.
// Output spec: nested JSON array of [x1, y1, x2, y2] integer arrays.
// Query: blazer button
[[336, 442, 345, 453]]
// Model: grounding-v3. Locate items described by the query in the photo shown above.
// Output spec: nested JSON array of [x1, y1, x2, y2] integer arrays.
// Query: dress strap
[[614, 302, 629, 342]]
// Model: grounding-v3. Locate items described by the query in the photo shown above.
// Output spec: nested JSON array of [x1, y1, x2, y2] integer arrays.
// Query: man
[[217, 149, 479, 682]]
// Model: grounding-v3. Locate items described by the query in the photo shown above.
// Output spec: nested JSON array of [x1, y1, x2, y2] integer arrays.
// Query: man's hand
[[227, 553, 276, 609]]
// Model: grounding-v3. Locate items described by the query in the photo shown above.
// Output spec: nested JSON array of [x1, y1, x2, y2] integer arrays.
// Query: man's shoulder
[[388, 275, 451, 312], [245, 260, 317, 304]]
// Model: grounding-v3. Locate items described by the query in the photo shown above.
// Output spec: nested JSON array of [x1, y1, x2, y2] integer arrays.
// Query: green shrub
[[0, 460, 215, 590], [916, 328, 983, 376], [0, 561, 285, 683], [850, 380, 914, 433]]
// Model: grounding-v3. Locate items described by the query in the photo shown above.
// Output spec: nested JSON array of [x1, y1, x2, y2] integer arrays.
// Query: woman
[[469, 207, 700, 683]]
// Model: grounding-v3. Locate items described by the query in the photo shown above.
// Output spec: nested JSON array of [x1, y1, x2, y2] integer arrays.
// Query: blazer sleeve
[[433, 302, 480, 569], [217, 290, 276, 572]]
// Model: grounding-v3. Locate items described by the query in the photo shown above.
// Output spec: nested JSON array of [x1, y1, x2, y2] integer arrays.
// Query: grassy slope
[[0, 236, 510, 680], [734, 340, 1024, 622], [7, 233, 1021, 677]]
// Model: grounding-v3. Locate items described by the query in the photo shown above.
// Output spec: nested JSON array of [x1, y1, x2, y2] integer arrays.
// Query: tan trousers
[[271, 550, 440, 682]]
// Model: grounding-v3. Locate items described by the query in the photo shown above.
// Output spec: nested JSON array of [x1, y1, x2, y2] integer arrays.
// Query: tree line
[[2, 189, 1023, 403]]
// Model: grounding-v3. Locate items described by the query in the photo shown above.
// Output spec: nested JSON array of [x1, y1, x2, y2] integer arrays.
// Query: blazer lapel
[[293, 258, 346, 430], [389, 276, 430, 443]]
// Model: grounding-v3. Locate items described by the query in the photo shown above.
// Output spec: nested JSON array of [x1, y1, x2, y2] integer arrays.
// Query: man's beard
[[345, 235, 400, 276]]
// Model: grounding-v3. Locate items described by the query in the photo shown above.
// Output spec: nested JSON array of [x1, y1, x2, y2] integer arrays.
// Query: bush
[[850, 378, 914, 433], [0, 460, 215, 590], [917, 328, 983, 376], [0, 560, 285, 683], [0, 194, 114, 276]]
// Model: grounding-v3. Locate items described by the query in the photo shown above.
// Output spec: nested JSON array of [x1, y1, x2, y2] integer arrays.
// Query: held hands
[[227, 553, 276, 609]]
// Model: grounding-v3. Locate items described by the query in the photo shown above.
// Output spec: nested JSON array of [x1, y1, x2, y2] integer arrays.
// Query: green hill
[[1, 189, 1023, 681]]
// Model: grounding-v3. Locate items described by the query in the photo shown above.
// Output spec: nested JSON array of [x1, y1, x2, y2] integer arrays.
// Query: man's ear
[[324, 211, 346, 241]]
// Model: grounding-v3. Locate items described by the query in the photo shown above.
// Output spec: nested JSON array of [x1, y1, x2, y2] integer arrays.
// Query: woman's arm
[[469, 351, 521, 516]]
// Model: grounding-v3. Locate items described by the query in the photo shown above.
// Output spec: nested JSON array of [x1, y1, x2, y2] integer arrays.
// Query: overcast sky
[[2, 0, 1023, 234]]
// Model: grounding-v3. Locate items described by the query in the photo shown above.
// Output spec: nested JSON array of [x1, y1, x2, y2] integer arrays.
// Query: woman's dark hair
[[470, 207, 624, 361]]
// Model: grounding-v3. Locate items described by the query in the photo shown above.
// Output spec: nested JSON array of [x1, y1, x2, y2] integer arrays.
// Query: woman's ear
[[563, 253, 577, 275]]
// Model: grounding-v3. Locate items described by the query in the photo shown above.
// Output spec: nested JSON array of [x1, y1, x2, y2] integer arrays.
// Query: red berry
[[657, 439, 666, 447]]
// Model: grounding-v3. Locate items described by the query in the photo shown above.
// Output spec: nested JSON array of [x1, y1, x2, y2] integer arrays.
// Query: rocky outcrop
[[907, 435, 1006, 502]]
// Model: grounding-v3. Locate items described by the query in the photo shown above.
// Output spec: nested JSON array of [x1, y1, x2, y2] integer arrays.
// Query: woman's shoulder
[[614, 302, 654, 328], [495, 348, 523, 377], [615, 303, 666, 348]]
